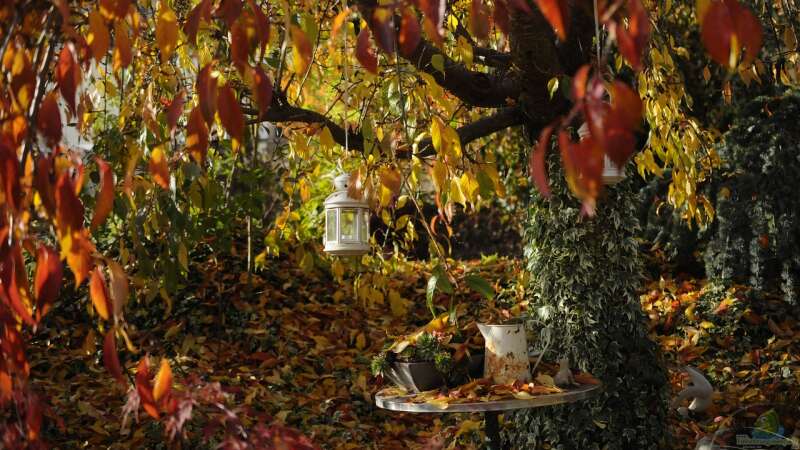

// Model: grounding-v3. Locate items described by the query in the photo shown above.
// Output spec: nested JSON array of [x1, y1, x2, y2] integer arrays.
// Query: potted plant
[[371, 313, 484, 392], [476, 285, 533, 384]]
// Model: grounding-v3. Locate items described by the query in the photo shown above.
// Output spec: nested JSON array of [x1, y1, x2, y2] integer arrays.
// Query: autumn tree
[[2, 0, 795, 446]]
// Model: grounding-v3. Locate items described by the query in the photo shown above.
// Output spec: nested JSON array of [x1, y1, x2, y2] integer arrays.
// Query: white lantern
[[323, 174, 370, 256]]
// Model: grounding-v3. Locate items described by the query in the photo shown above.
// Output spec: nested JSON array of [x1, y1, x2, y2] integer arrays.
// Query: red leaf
[[372, 7, 396, 54], [230, 17, 251, 72], [248, 0, 271, 56], [559, 130, 603, 214], [470, 0, 491, 40], [216, 0, 243, 28], [571, 64, 591, 101], [135, 358, 159, 419], [103, 328, 126, 386], [56, 44, 81, 116], [90, 158, 114, 230], [494, 0, 511, 35], [533, 0, 568, 40], [356, 27, 378, 74], [34, 153, 56, 217], [730, 0, 763, 65], [420, 0, 444, 45], [609, 81, 642, 130], [509, 0, 534, 14], [148, 146, 170, 189], [197, 64, 218, 124], [1, 247, 35, 326], [184, 0, 212, 46], [0, 137, 21, 212], [89, 266, 111, 321], [55, 172, 85, 236], [399, 8, 422, 57], [218, 83, 245, 144], [186, 106, 209, 164], [165, 90, 185, 135], [34, 245, 62, 321], [613, 0, 650, 70], [37, 92, 62, 146], [701, 0, 736, 67], [252, 66, 273, 118], [529, 124, 555, 198]]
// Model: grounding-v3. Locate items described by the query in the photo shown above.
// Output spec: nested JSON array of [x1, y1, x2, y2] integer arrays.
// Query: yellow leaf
[[355, 332, 366, 350], [700, 320, 715, 329], [389, 290, 408, 317], [535, 373, 555, 387], [153, 359, 172, 402], [319, 126, 335, 150], [155, 2, 178, 63], [88, 10, 110, 61], [450, 178, 466, 207], [455, 419, 481, 437]]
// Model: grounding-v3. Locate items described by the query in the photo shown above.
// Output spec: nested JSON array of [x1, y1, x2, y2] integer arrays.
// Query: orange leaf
[[107, 260, 128, 320], [469, 0, 490, 40], [63, 232, 93, 286], [252, 66, 273, 118], [88, 9, 110, 61], [218, 83, 245, 145], [148, 146, 170, 189], [37, 92, 62, 146], [613, 0, 650, 70], [152, 359, 172, 402], [399, 8, 422, 57], [112, 21, 132, 72], [534, 0, 568, 40], [571, 64, 591, 101], [91, 157, 114, 230], [356, 27, 378, 74], [89, 266, 111, 321], [165, 90, 185, 135], [56, 44, 81, 115], [197, 64, 218, 124], [103, 328, 126, 386], [529, 124, 554, 198], [34, 245, 62, 321], [155, 2, 178, 63], [186, 106, 209, 164], [135, 358, 159, 419], [420, 0, 444, 45], [290, 25, 312, 75], [55, 172, 85, 237]]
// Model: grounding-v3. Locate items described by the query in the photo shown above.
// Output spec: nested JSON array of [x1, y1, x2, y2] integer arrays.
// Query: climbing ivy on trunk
[[505, 151, 670, 449]]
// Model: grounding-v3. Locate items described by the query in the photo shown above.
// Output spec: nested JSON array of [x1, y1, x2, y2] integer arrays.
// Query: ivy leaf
[[465, 274, 494, 300]]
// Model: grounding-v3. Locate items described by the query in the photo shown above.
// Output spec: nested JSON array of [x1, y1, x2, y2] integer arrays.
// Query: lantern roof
[[324, 174, 369, 209]]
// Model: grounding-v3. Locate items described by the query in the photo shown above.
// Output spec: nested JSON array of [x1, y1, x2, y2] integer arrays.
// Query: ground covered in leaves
[[24, 250, 800, 449]]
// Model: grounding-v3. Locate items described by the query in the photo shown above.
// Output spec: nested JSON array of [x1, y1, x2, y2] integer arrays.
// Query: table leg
[[484, 411, 502, 450]]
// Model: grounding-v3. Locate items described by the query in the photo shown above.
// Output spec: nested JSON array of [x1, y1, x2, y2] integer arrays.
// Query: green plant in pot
[[371, 313, 483, 392]]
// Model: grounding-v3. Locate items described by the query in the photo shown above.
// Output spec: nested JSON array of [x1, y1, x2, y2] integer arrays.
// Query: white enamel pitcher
[[477, 323, 531, 384]]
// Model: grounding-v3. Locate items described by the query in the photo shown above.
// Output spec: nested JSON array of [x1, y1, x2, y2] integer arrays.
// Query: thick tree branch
[[414, 106, 524, 158], [357, 1, 520, 108], [245, 103, 523, 160]]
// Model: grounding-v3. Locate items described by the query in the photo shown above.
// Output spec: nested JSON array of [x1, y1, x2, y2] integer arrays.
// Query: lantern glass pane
[[359, 209, 369, 242], [340, 209, 356, 241], [326, 209, 337, 242]]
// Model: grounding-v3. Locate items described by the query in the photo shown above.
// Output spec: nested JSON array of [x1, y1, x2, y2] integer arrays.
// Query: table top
[[375, 383, 601, 413]]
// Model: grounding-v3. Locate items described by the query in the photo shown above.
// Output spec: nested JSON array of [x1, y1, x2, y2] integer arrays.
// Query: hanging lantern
[[577, 123, 626, 185], [323, 174, 370, 256]]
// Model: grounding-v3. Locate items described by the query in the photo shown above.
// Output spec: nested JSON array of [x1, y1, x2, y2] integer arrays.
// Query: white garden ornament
[[323, 174, 370, 256]]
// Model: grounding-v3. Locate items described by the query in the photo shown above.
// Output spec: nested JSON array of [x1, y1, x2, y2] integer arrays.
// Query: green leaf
[[431, 54, 445, 74], [426, 265, 453, 318], [465, 274, 494, 299]]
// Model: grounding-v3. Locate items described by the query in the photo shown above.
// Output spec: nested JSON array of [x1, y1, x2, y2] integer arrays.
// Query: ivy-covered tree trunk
[[505, 157, 670, 449]]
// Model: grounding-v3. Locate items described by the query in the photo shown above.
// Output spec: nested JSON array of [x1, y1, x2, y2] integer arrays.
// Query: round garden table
[[375, 383, 601, 450]]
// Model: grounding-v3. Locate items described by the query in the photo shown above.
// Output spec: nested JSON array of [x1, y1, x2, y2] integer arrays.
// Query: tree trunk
[[503, 153, 670, 449]]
